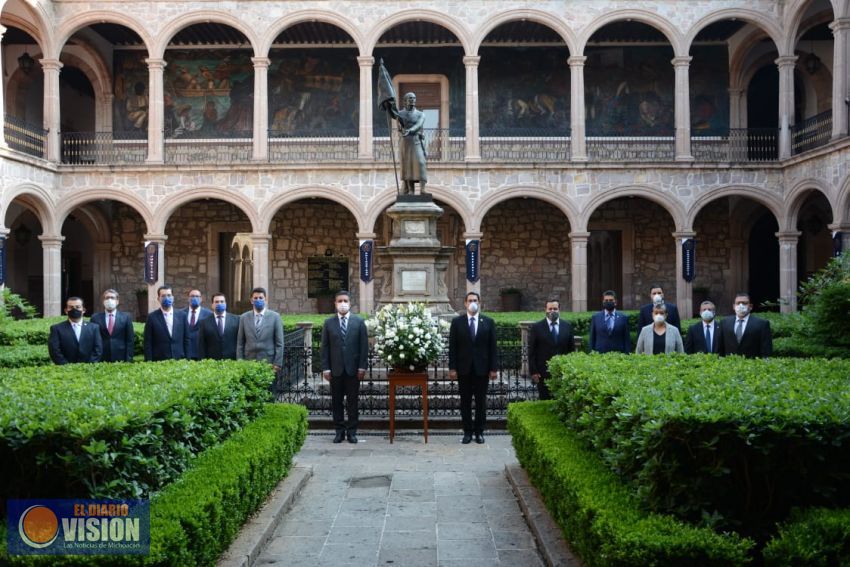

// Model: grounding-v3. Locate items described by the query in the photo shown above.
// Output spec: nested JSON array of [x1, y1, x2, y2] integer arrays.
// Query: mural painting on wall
[[112, 51, 150, 133], [479, 47, 571, 135], [689, 46, 730, 136], [268, 49, 358, 136]]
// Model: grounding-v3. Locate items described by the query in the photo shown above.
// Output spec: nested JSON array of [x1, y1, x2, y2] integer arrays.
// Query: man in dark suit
[[237, 287, 284, 372], [684, 300, 721, 354], [91, 289, 135, 362], [178, 289, 213, 360], [449, 292, 498, 445], [143, 285, 190, 361], [320, 290, 369, 444], [589, 290, 632, 353], [636, 285, 681, 332], [718, 292, 773, 358], [48, 297, 103, 364], [198, 292, 239, 360], [528, 298, 575, 400]]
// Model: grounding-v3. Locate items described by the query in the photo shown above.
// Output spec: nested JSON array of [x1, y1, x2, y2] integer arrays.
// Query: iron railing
[[691, 128, 779, 162], [269, 131, 358, 162], [164, 130, 253, 164], [61, 131, 147, 165], [373, 128, 464, 163], [4, 114, 47, 158], [586, 136, 676, 161], [480, 129, 570, 162], [792, 110, 832, 155]]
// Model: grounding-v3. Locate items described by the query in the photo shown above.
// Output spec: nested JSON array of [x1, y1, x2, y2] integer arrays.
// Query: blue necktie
[[704, 325, 711, 353], [606, 314, 614, 334], [469, 317, 476, 339], [551, 322, 558, 340], [340, 316, 347, 340]]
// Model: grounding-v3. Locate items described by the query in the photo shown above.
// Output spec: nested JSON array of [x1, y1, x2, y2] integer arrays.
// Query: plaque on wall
[[308, 256, 349, 297], [401, 270, 428, 292], [403, 220, 427, 235]]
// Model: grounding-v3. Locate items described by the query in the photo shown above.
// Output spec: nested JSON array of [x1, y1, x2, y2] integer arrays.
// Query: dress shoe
[[347, 433, 359, 444], [333, 431, 345, 443], [475, 433, 485, 444], [461, 434, 472, 444]]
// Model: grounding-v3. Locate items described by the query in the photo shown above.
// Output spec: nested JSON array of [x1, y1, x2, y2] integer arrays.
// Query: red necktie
[[190, 309, 196, 328], [107, 313, 114, 335]]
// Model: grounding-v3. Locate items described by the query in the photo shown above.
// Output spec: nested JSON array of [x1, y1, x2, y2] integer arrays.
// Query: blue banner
[[144, 242, 158, 285], [0, 235, 6, 286], [834, 232, 844, 258], [7, 499, 150, 556], [682, 239, 695, 282], [466, 240, 480, 283], [359, 240, 373, 283]]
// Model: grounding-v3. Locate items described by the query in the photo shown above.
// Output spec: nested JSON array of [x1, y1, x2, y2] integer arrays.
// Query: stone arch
[[582, 186, 686, 230], [1, 2, 54, 57], [61, 203, 111, 243], [683, 9, 784, 56], [152, 11, 260, 58], [362, 186, 473, 234], [153, 188, 260, 234], [472, 9, 578, 55], [785, 0, 838, 54], [55, 11, 153, 58], [2, 184, 58, 235], [364, 9, 473, 56], [577, 9, 684, 56], [59, 50, 110, 100], [473, 186, 578, 232], [260, 186, 365, 233], [259, 10, 365, 57], [785, 179, 836, 229], [686, 185, 783, 228], [56, 189, 154, 235]]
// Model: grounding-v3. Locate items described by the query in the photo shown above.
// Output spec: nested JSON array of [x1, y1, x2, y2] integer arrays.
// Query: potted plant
[[500, 287, 522, 312], [366, 302, 449, 372]]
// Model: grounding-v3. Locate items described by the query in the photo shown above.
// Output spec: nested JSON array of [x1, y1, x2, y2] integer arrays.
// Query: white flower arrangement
[[366, 302, 449, 370]]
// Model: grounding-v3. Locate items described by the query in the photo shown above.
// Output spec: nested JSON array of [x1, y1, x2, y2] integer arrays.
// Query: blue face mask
[[253, 299, 265, 311], [189, 297, 201, 308], [161, 296, 174, 308], [214, 303, 226, 313]]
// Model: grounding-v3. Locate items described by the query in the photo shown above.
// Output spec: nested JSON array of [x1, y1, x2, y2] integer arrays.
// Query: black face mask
[[602, 301, 616, 312], [68, 308, 83, 319]]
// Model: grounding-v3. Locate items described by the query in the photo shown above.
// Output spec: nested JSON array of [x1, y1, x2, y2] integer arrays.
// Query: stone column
[[358, 56, 374, 159], [463, 56, 481, 162], [0, 26, 6, 148], [776, 56, 798, 159], [145, 58, 166, 163], [39, 235, 64, 316], [728, 87, 744, 129], [93, 242, 112, 299], [463, 231, 483, 296], [251, 233, 271, 297], [568, 56, 588, 162], [673, 56, 693, 161], [673, 230, 696, 318], [40, 59, 63, 162], [569, 231, 589, 312], [357, 232, 376, 314], [830, 18, 850, 139], [143, 234, 167, 314], [101, 93, 114, 132], [251, 57, 270, 161], [0, 227, 9, 295], [777, 230, 801, 313]]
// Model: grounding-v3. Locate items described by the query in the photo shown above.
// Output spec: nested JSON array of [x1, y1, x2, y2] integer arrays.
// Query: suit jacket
[[48, 320, 103, 364], [635, 323, 685, 354], [178, 307, 214, 360], [237, 309, 284, 367], [91, 311, 135, 362], [637, 302, 681, 332], [528, 318, 575, 378], [684, 320, 721, 354], [143, 309, 190, 361], [449, 313, 498, 377], [589, 310, 632, 353], [718, 315, 773, 358], [320, 314, 369, 377], [197, 312, 240, 360]]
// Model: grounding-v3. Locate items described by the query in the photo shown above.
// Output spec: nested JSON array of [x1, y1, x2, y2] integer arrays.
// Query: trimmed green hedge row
[[763, 507, 850, 566], [0, 403, 308, 566], [0, 360, 274, 500], [0, 317, 145, 355], [507, 402, 753, 565], [0, 345, 51, 367], [549, 353, 850, 538]]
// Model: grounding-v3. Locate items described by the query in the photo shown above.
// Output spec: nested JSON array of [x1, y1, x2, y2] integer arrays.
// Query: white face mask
[[337, 301, 350, 315], [467, 301, 480, 314], [700, 310, 715, 322], [735, 303, 749, 316], [652, 294, 663, 304], [653, 314, 666, 324], [103, 299, 118, 311]]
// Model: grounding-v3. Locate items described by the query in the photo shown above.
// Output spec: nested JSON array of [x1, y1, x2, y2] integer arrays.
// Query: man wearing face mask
[[321, 290, 369, 443], [143, 285, 190, 361], [528, 298, 575, 400], [684, 300, 721, 354], [636, 285, 681, 333], [91, 289, 135, 362], [48, 297, 103, 365], [237, 287, 284, 373], [197, 292, 239, 360], [449, 292, 499, 444], [178, 289, 213, 360], [589, 290, 632, 353], [718, 293, 773, 358]]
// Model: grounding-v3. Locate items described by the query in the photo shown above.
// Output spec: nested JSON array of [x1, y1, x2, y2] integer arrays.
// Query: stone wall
[[692, 198, 735, 315], [109, 204, 147, 318]]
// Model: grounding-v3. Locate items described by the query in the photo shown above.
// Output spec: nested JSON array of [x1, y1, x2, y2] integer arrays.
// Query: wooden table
[[388, 370, 429, 443]]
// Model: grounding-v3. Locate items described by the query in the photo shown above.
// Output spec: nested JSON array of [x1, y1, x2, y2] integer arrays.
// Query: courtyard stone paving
[[255, 431, 545, 567]]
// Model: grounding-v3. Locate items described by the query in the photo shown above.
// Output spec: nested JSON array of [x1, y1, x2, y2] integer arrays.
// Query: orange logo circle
[[18, 505, 59, 548]]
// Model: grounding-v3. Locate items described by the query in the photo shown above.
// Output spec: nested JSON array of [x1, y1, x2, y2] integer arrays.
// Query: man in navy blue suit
[[48, 297, 103, 364], [178, 289, 213, 360], [198, 292, 240, 360], [684, 300, 721, 354], [636, 285, 681, 332], [528, 298, 575, 400], [91, 289, 135, 362], [589, 290, 631, 353], [143, 285, 190, 361]]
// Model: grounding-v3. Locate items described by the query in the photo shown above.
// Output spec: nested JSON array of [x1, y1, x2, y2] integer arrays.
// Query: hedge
[[0, 317, 145, 355], [0, 360, 274, 500], [549, 353, 850, 538], [0, 345, 51, 367], [0, 403, 308, 566], [507, 402, 753, 565], [762, 507, 850, 566]]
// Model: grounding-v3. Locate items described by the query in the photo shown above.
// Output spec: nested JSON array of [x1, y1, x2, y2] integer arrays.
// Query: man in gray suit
[[321, 290, 369, 444], [237, 287, 284, 375]]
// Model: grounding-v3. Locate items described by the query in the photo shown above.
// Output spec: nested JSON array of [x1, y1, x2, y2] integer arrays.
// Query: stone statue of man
[[385, 92, 427, 195]]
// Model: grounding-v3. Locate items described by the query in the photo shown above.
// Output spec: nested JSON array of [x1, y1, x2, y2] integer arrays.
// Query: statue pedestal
[[377, 195, 455, 315]]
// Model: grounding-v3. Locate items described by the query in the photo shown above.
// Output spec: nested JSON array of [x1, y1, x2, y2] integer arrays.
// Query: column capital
[[671, 56, 693, 67], [356, 232, 377, 240], [828, 222, 850, 232], [39, 58, 63, 72], [462, 55, 481, 67], [775, 55, 798, 68], [357, 56, 375, 67], [145, 58, 167, 70], [38, 234, 65, 246], [568, 231, 591, 242], [251, 57, 271, 68], [672, 230, 696, 239], [463, 231, 483, 240], [0, 24, 7, 38], [728, 86, 744, 95], [775, 230, 802, 241], [250, 233, 272, 243], [829, 18, 850, 32], [0, 227, 10, 237], [567, 55, 587, 67], [143, 233, 168, 243]]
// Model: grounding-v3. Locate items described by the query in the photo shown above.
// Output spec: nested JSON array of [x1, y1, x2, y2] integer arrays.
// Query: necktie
[[73, 323, 81, 342], [606, 314, 614, 334], [735, 319, 744, 343], [107, 313, 114, 335], [469, 317, 476, 339], [551, 322, 558, 340], [190, 309, 196, 328], [164, 312, 172, 336], [340, 316, 347, 340], [218, 316, 224, 336], [704, 325, 711, 353], [255, 314, 262, 331]]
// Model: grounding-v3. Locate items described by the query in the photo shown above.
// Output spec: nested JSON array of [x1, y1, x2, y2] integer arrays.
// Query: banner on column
[[359, 240, 373, 283], [466, 240, 480, 283], [682, 238, 695, 282], [144, 242, 158, 285], [834, 232, 844, 258], [0, 235, 6, 286]]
